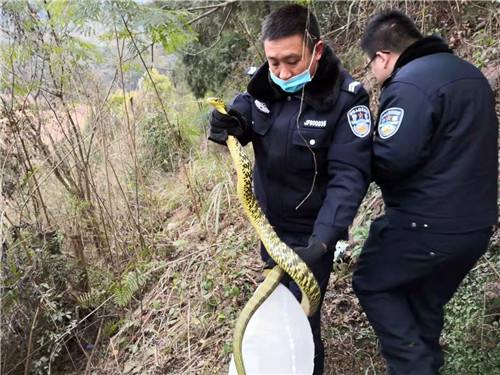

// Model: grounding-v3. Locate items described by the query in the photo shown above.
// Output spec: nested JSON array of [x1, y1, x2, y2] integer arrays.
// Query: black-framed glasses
[[364, 50, 391, 72], [364, 54, 378, 72]]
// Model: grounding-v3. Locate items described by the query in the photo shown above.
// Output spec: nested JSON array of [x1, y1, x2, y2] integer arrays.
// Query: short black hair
[[261, 4, 320, 52], [361, 10, 423, 57]]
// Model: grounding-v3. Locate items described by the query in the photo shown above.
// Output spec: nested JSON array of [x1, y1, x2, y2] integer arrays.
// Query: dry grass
[[2, 1, 499, 374], [93, 200, 260, 374], [88, 2, 500, 375]]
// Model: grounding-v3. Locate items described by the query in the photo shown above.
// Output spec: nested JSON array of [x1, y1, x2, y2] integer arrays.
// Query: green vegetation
[[1, 1, 498, 374], [442, 246, 500, 375]]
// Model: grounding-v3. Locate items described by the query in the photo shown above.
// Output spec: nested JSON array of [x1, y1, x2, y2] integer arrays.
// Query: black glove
[[208, 126, 228, 145], [208, 108, 247, 143], [293, 240, 328, 268]]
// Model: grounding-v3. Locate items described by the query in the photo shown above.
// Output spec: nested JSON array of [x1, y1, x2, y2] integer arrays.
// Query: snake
[[207, 97, 321, 375]]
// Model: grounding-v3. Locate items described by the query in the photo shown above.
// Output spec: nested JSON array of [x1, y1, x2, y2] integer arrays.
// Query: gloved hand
[[208, 108, 247, 143], [293, 240, 328, 268]]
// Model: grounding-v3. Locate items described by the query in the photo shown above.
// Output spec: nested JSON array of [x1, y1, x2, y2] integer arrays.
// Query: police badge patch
[[254, 99, 270, 114], [347, 105, 371, 138], [378, 107, 405, 139]]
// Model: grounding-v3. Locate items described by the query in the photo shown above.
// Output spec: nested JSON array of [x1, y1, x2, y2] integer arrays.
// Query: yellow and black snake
[[207, 98, 321, 375]]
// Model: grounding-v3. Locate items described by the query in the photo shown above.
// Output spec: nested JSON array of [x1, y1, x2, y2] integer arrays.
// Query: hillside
[[1, 2, 499, 375]]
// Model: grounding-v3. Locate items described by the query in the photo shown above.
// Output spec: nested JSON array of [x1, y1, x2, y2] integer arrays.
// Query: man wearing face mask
[[209, 4, 372, 373]]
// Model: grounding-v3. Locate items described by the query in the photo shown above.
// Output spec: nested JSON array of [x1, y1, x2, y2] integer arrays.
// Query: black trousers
[[352, 216, 492, 375], [261, 230, 335, 375]]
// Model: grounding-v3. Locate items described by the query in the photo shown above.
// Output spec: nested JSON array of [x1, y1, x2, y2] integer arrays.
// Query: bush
[[442, 244, 500, 374]]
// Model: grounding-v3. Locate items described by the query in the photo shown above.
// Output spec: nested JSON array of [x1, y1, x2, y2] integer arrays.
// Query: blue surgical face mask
[[269, 45, 317, 93], [269, 68, 312, 93]]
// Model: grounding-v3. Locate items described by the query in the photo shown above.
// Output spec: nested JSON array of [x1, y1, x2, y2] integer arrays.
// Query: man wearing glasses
[[353, 10, 498, 375]]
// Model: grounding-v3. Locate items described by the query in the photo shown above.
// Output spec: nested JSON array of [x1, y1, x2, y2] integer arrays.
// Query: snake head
[[207, 97, 228, 115]]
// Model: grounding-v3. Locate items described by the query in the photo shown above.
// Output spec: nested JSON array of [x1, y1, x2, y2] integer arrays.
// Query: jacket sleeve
[[312, 91, 373, 247], [228, 93, 253, 146], [373, 82, 436, 186], [207, 93, 254, 146]]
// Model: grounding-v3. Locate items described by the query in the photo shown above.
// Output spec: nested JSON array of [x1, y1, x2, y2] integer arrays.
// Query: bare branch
[[186, 0, 236, 24], [187, 6, 220, 25], [163, 1, 235, 12], [182, 5, 233, 57]]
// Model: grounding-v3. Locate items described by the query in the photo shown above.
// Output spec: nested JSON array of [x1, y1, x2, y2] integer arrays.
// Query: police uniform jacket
[[229, 46, 373, 246], [374, 36, 498, 232]]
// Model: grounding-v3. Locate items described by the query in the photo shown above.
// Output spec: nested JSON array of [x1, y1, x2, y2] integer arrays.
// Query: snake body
[[207, 98, 321, 375]]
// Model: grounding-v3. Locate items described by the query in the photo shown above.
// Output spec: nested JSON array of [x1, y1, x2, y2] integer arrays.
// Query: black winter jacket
[[374, 36, 498, 232], [228, 46, 373, 246]]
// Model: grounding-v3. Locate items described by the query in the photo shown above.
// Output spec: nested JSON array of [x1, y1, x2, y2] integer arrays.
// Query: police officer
[[209, 4, 372, 374], [352, 10, 498, 375]]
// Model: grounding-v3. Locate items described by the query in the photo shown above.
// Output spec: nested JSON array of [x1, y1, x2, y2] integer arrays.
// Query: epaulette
[[341, 77, 363, 95], [245, 66, 258, 77]]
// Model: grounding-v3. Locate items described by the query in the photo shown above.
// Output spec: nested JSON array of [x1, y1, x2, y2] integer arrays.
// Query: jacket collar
[[383, 36, 452, 87], [247, 45, 342, 112]]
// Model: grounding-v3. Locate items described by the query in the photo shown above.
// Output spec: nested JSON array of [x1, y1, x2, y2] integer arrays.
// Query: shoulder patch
[[246, 66, 258, 76], [254, 99, 270, 114], [378, 107, 404, 139], [347, 105, 371, 138]]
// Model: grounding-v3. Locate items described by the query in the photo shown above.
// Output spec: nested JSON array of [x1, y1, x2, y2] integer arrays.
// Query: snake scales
[[207, 98, 321, 375]]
